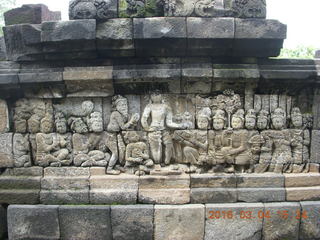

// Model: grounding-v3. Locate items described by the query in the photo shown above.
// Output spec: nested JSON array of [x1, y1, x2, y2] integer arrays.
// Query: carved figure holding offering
[[106, 95, 139, 174], [141, 91, 190, 165]]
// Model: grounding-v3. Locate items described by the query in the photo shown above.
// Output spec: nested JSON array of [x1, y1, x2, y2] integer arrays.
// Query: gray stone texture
[[236, 173, 285, 188], [286, 187, 320, 201], [237, 188, 286, 203], [0, 133, 14, 168], [0, 37, 6, 61], [111, 205, 154, 240], [59, 205, 112, 240], [40, 167, 90, 204], [0, 206, 6, 240], [213, 64, 260, 79], [191, 174, 237, 188], [205, 203, 264, 240], [191, 188, 237, 203], [299, 201, 320, 240], [285, 173, 320, 187], [154, 204, 204, 240], [8, 205, 60, 240], [4, 4, 61, 26], [311, 130, 320, 163], [263, 202, 301, 240]]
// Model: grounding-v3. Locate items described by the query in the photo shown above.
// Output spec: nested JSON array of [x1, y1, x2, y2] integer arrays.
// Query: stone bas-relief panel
[[6, 90, 316, 175]]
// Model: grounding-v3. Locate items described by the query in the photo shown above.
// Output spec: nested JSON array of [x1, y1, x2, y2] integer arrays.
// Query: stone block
[[237, 188, 285, 203], [134, 17, 187, 56], [18, 72, 63, 83], [213, 64, 260, 79], [8, 205, 60, 240], [285, 173, 320, 187], [3, 24, 42, 61], [4, 4, 61, 26], [236, 173, 284, 188], [286, 187, 320, 201], [0, 37, 6, 61], [187, 17, 235, 39], [231, 0, 266, 18], [235, 19, 287, 39], [311, 130, 320, 163], [263, 202, 301, 240], [139, 175, 190, 204], [59, 206, 112, 240], [191, 188, 237, 204], [299, 201, 320, 240], [111, 205, 154, 240], [2, 167, 43, 176], [309, 163, 320, 173], [154, 205, 204, 240], [63, 66, 114, 97], [191, 174, 236, 188], [205, 203, 264, 240], [0, 206, 6, 240], [40, 167, 90, 204], [0, 100, 9, 133], [97, 19, 134, 57], [0, 190, 39, 204], [181, 63, 212, 93], [90, 174, 138, 204], [0, 133, 14, 168], [41, 20, 96, 42]]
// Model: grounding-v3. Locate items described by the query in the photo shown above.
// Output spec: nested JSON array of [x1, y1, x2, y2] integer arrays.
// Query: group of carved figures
[[10, 90, 313, 175]]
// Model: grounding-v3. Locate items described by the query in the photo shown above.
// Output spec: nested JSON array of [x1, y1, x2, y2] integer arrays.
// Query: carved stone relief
[[0, 99, 9, 133]]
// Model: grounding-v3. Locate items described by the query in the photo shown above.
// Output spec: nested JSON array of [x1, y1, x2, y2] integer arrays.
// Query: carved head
[[245, 109, 256, 130], [124, 131, 140, 143], [112, 95, 128, 117], [271, 108, 286, 130], [89, 111, 103, 133], [291, 107, 303, 128], [257, 110, 269, 130], [70, 117, 89, 133], [248, 135, 264, 154], [40, 114, 54, 134], [55, 112, 67, 134], [196, 107, 211, 130], [27, 115, 41, 133], [231, 109, 245, 130], [150, 91, 163, 104], [212, 109, 226, 130], [82, 100, 94, 116], [15, 119, 27, 133]]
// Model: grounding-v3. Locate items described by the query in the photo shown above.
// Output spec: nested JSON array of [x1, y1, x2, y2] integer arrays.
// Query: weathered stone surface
[[191, 188, 237, 203], [205, 203, 264, 240], [0, 100, 9, 133], [63, 66, 114, 97], [97, 19, 134, 57], [139, 175, 190, 204], [286, 187, 320, 201], [187, 18, 234, 38], [18, 72, 63, 83], [0, 206, 6, 240], [237, 188, 285, 202], [134, 17, 187, 56], [311, 130, 320, 163], [8, 205, 60, 240], [285, 173, 320, 187], [213, 64, 260, 79], [111, 205, 154, 240], [181, 63, 212, 93], [4, 4, 61, 26], [154, 204, 204, 240], [90, 173, 138, 204], [235, 19, 287, 39], [41, 20, 96, 42], [41, 167, 90, 204], [3, 24, 42, 61], [69, 0, 117, 20], [231, 0, 266, 18], [0, 37, 6, 61], [309, 163, 320, 173], [299, 201, 320, 240], [263, 202, 301, 240], [59, 205, 112, 240], [0, 133, 14, 168], [236, 173, 284, 188], [191, 174, 236, 188]]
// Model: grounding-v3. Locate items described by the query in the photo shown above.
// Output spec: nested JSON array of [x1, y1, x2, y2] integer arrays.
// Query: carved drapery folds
[[5, 90, 313, 175]]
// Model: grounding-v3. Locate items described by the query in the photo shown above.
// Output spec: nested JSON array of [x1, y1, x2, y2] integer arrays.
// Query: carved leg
[[274, 164, 284, 173], [106, 133, 120, 174], [148, 132, 162, 164], [163, 132, 174, 165]]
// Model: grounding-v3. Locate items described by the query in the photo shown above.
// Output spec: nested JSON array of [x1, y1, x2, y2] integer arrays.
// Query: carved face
[[257, 117, 267, 130], [245, 117, 256, 130], [28, 118, 40, 134], [90, 118, 103, 133], [197, 116, 209, 130], [82, 101, 94, 116], [116, 100, 128, 117], [127, 132, 140, 143], [56, 120, 67, 134], [15, 120, 27, 133], [251, 143, 262, 154], [272, 117, 284, 130], [231, 117, 243, 130], [151, 93, 162, 104], [292, 115, 303, 128], [72, 2, 97, 19], [41, 121, 53, 134], [73, 119, 89, 133], [213, 118, 224, 130]]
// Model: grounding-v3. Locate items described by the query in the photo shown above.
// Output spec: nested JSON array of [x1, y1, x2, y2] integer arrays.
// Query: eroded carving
[[13, 134, 31, 167], [69, 0, 116, 20]]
